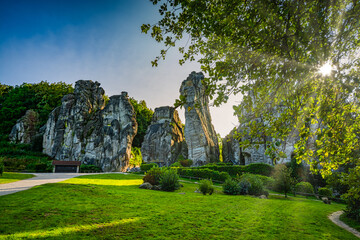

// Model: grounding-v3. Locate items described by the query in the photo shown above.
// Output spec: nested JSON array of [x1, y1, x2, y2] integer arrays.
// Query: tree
[[129, 98, 154, 148], [0, 81, 73, 136], [272, 164, 295, 198], [143, 0, 360, 220]]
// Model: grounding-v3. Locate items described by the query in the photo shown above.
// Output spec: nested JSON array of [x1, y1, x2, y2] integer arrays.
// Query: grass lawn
[[0, 173, 357, 239], [0, 172, 35, 184], [340, 214, 360, 232]]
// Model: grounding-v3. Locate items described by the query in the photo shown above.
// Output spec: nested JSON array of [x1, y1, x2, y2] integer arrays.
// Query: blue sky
[[0, 0, 239, 136]]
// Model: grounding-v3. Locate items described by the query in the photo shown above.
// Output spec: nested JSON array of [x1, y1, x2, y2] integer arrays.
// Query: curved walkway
[[329, 211, 360, 238], [0, 173, 103, 196]]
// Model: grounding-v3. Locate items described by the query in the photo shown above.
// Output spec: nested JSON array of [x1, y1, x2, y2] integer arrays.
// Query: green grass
[[340, 214, 360, 232], [0, 172, 35, 184], [0, 173, 356, 239]]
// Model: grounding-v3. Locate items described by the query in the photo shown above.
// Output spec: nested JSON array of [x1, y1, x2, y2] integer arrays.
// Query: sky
[[0, 0, 240, 137]]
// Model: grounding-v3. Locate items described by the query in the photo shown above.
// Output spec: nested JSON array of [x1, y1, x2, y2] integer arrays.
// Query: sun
[[318, 62, 333, 76]]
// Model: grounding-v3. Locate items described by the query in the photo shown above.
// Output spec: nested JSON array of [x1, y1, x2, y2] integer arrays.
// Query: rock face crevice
[[141, 106, 187, 166], [43, 80, 137, 172], [180, 72, 219, 165]]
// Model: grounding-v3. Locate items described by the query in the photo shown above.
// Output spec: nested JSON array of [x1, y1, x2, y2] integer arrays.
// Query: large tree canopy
[[143, 0, 360, 219]]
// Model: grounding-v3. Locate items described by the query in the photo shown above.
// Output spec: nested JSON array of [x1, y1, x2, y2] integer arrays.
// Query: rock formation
[[180, 72, 219, 165], [141, 106, 187, 166], [9, 110, 40, 144], [43, 80, 137, 172]]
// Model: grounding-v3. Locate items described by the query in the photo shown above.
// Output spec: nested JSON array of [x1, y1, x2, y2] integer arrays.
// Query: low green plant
[[170, 162, 182, 167], [159, 169, 180, 191], [80, 164, 102, 173], [177, 168, 230, 182], [0, 158, 4, 176], [239, 173, 264, 196], [222, 179, 242, 195], [199, 179, 214, 195], [143, 167, 164, 185], [140, 163, 158, 172], [318, 187, 333, 198], [295, 182, 314, 194], [129, 147, 142, 167], [179, 159, 193, 167]]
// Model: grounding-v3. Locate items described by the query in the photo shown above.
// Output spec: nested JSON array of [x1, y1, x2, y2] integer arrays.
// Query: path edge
[[328, 210, 360, 238]]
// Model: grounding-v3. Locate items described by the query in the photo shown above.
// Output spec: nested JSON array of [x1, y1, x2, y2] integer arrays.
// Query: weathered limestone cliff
[[43, 80, 137, 172], [141, 106, 187, 166], [180, 72, 219, 165], [9, 110, 40, 144]]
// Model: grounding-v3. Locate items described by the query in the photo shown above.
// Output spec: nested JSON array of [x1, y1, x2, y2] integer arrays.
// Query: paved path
[[0, 173, 99, 196], [328, 211, 360, 238]]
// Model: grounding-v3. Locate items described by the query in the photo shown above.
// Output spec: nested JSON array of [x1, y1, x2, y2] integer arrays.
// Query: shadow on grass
[[2, 217, 142, 239]]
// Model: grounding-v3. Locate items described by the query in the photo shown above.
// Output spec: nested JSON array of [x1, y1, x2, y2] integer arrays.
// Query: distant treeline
[[0, 81, 153, 148], [0, 81, 74, 137]]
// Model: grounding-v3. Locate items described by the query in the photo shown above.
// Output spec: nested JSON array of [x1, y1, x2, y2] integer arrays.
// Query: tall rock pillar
[[180, 71, 219, 165]]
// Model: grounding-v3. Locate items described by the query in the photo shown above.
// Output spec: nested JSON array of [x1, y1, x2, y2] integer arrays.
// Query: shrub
[[199, 179, 214, 195], [177, 168, 231, 182], [143, 167, 164, 185], [223, 179, 242, 195], [0, 158, 4, 176], [170, 162, 182, 167], [159, 169, 180, 191], [244, 163, 274, 177], [239, 173, 264, 196], [318, 187, 332, 198], [295, 182, 314, 194], [179, 159, 193, 167], [80, 164, 102, 173], [140, 163, 158, 172], [272, 164, 295, 198], [129, 147, 142, 167], [255, 174, 275, 190], [238, 179, 251, 195]]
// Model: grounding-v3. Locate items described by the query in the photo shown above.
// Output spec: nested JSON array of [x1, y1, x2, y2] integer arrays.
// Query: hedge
[[177, 168, 231, 182], [197, 163, 274, 177], [140, 163, 158, 172]]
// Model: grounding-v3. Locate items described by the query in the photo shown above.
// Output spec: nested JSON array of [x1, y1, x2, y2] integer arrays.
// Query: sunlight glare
[[318, 62, 333, 76]]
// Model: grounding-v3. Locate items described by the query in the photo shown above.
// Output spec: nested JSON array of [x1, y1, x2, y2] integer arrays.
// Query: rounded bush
[[179, 159, 193, 167], [199, 179, 214, 195], [140, 163, 158, 172], [170, 162, 182, 167], [295, 182, 314, 194], [160, 169, 180, 191], [219, 172, 231, 181], [223, 179, 242, 195], [143, 167, 163, 185], [240, 173, 264, 196], [318, 187, 332, 198]]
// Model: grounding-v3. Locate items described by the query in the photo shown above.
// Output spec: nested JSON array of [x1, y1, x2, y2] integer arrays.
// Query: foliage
[[179, 158, 193, 167], [318, 187, 333, 198], [239, 173, 264, 196], [222, 179, 242, 195], [159, 169, 180, 191], [272, 164, 295, 198], [253, 174, 275, 190], [198, 163, 273, 176], [0, 81, 73, 136], [80, 165, 102, 173], [144, 0, 360, 220], [129, 98, 154, 148], [143, 167, 164, 185], [170, 162, 182, 167], [198, 179, 214, 195], [0, 141, 52, 172], [140, 163, 158, 172], [177, 168, 231, 182], [295, 182, 314, 194], [0, 158, 4, 176], [129, 147, 142, 167]]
